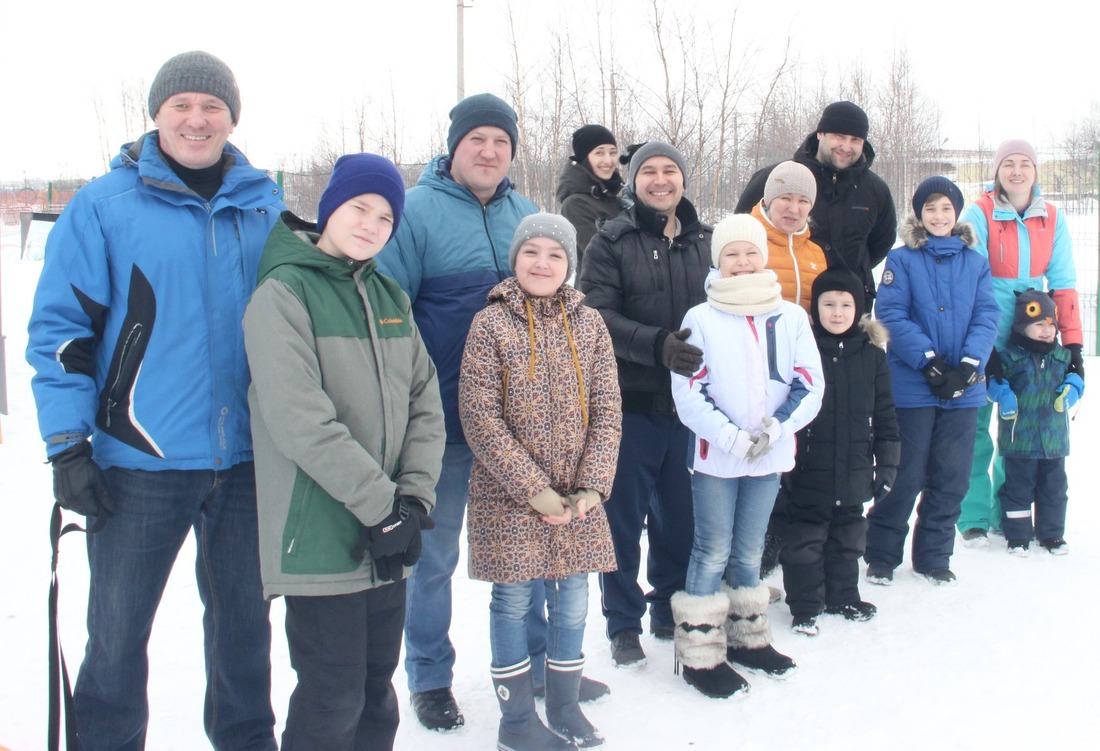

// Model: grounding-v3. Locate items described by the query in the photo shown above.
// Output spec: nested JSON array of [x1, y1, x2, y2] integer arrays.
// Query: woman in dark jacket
[[556, 124, 624, 267]]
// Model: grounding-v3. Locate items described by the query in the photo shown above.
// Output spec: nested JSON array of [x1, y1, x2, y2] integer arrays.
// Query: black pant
[[282, 580, 407, 751], [998, 457, 1069, 541], [781, 499, 867, 618]]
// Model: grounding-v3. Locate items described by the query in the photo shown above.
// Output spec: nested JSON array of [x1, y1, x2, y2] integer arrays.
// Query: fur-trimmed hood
[[860, 314, 889, 349], [898, 214, 977, 250]]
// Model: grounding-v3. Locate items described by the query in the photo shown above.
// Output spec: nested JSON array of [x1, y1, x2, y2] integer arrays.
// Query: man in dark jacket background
[[578, 141, 712, 669], [736, 101, 898, 578], [736, 101, 897, 312]]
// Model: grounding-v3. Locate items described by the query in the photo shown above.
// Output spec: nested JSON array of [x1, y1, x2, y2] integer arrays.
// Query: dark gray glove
[[661, 328, 704, 377], [873, 466, 897, 501], [353, 495, 436, 582], [50, 442, 114, 520]]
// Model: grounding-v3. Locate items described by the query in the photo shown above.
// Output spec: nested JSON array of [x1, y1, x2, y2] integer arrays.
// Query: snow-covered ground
[[1, 224, 1095, 750]]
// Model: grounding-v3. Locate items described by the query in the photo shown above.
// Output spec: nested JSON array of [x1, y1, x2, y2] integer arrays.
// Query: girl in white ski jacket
[[668, 214, 823, 699]]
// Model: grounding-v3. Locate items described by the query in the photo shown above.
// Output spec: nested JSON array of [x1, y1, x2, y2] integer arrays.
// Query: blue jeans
[[866, 407, 978, 573], [404, 442, 547, 692], [76, 463, 275, 751], [686, 471, 781, 595], [599, 412, 695, 637], [491, 576, 588, 668]]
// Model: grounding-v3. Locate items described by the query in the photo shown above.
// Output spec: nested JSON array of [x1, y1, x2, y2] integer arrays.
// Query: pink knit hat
[[992, 139, 1038, 180]]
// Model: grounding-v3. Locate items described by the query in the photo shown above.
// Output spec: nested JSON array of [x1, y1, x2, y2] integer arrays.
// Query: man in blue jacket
[[378, 93, 609, 733], [27, 51, 282, 750]]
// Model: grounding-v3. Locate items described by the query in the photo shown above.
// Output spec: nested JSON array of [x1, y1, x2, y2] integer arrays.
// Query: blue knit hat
[[317, 154, 406, 235], [912, 176, 964, 220], [447, 93, 519, 158]]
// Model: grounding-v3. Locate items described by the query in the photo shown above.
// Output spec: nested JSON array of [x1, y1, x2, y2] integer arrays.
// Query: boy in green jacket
[[243, 154, 445, 750]]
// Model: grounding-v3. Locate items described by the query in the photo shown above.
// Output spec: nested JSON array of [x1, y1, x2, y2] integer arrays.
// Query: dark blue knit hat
[[447, 93, 519, 159], [317, 154, 406, 235], [912, 176, 964, 220]]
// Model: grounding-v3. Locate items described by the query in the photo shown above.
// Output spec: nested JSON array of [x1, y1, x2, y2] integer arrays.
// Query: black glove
[[873, 466, 897, 501], [984, 347, 1004, 383], [355, 495, 436, 582], [938, 362, 980, 400], [921, 356, 954, 400], [50, 442, 114, 519], [1067, 344, 1085, 381], [660, 328, 704, 377]]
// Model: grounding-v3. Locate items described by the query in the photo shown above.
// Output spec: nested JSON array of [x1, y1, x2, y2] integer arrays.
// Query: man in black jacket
[[737, 102, 897, 579], [578, 142, 712, 669], [735, 101, 897, 312]]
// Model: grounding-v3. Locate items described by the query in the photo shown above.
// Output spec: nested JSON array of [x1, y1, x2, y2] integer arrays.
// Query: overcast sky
[[1, 0, 1093, 180]]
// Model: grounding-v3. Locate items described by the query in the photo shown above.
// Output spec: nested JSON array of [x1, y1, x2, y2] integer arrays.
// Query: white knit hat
[[711, 214, 768, 267]]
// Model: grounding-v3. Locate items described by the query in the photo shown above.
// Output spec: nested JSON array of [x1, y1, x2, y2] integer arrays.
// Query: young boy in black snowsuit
[[780, 269, 900, 635]]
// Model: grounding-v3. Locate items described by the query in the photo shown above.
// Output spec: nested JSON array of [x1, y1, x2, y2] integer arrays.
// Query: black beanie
[[571, 124, 617, 162], [447, 93, 519, 158], [815, 101, 869, 140], [810, 267, 865, 337], [912, 176, 965, 220]]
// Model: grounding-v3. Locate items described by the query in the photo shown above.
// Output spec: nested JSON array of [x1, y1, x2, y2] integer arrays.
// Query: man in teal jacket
[[27, 52, 282, 750], [378, 93, 611, 732]]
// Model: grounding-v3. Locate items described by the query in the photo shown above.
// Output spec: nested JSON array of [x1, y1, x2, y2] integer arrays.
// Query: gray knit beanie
[[148, 51, 241, 124], [764, 161, 816, 206], [447, 93, 519, 159], [626, 141, 688, 192], [508, 213, 578, 280]]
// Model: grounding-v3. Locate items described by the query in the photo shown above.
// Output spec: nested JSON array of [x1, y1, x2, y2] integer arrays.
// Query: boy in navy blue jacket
[[782, 269, 899, 635], [865, 176, 1000, 585], [987, 289, 1081, 555]]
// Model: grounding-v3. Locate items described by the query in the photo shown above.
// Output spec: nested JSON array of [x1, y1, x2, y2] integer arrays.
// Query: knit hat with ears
[[625, 141, 688, 192], [148, 51, 241, 124], [710, 214, 768, 268], [764, 161, 817, 206], [447, 93, 520, 159], [810, 267, 865, 337], [571, 124, 617, 162], [508, 213, 578, 280], [1012, 288, 1057, 334], [992, 139, 1039, 180], [815, 101, 869, 140], [317, 154, 406, 235], [912, 175, 964, 220]]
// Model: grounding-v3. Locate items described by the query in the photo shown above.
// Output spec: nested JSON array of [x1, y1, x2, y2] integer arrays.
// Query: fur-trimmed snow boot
[[492, 658, 577, 751], [724, 583, 797, 678], [671, 591, 749, 698], [545, 657, 603, 748]]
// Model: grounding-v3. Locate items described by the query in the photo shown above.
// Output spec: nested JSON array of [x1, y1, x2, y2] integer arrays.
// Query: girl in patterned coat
[[459, 213, 622, 750]]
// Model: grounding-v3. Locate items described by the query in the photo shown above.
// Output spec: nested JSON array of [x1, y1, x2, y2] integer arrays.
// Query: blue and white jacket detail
[[875, 217, 1000, 409], [671, 271, 824, 478], [376, 154, 538, 443], [27, 132, 284, 469]]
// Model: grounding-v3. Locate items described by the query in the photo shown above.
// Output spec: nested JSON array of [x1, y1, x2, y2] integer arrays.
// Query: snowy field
[[1, 223, 1096, 750]]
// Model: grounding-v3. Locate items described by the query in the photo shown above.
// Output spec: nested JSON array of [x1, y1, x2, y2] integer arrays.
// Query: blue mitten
[[986, 378, 1018, 420], [1054, 373, 1084, 413]]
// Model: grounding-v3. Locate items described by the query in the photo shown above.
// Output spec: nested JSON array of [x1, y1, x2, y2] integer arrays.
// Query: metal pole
[[456, 1, 466, 101]]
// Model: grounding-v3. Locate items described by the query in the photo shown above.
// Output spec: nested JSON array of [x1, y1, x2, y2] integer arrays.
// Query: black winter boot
[[671, 591, 749, 699], [759, 534, 783, 579], [545, 657, 603, 748], [724, 584, 796, 678], [492, 659, 576, 751]]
